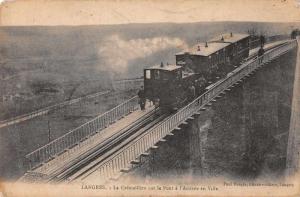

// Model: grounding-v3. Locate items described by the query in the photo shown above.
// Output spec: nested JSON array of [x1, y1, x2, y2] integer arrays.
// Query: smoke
[[98, 34, 188, 73]]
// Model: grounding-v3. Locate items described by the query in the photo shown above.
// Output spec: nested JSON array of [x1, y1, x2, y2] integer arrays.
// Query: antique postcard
[[0, 0, 300, 196]]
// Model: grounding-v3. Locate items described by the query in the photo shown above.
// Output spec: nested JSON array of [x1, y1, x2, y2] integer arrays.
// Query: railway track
[[68, 112, 169, 182], [245, 40, 288, 62], [45, 108, 168, 182]]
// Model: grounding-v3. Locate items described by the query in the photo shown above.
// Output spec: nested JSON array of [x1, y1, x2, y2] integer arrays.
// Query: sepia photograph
[[0, 0, 300, 196]]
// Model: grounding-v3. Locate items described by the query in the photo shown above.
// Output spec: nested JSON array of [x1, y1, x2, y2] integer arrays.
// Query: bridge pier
[[286, 37, 300, 177], [240, 46, 297, 177]]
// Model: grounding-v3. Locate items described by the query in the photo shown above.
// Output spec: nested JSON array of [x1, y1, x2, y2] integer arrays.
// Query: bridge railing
[[92, 40, 297, 180], [266, 34, 291, 43], [25, 96, 139, 170], [113, 78, 144, 91], [249, 34, 290, 50]]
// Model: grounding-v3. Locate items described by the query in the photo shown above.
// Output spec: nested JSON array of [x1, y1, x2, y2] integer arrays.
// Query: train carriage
[[176, 41, 231, 80], [209, 33, 250, 63], [144, 32, 251, 111]]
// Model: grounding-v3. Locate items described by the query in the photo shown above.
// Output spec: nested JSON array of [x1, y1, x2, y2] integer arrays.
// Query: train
[[143, 32, 258, 111]]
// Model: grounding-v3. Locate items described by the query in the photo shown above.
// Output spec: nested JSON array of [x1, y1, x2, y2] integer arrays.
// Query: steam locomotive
[[143, 32, 251, 110]]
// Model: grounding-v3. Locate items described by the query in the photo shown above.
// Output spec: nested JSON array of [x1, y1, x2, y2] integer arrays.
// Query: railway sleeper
[[235, 81, 243, 86], [151, 145, 159, 149], [130, 159, 141, 165], [187, 116, 194, 120], [141, 152, 150, 157], [120, 167, 131, 173], [174, 127, 181, 131], [181, 121, 188, 125], [167, 132, 174, 136]]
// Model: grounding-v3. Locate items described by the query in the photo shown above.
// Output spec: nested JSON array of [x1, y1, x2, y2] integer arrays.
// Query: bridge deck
[[21, 39, 297, 182], [75, 39, 297, 182], [30, 102, 154, 176], [249, 40, 288, 56]]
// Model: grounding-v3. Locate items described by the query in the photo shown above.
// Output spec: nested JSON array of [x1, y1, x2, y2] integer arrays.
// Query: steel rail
[[50, 109, 161, 182], [67, 112, 168, 182]]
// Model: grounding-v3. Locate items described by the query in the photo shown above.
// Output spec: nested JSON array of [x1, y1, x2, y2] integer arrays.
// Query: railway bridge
[[20, 38, 298, 183]]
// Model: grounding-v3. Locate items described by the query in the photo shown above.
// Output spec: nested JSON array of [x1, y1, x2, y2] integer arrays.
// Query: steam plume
[[98, 34, 188, 72]]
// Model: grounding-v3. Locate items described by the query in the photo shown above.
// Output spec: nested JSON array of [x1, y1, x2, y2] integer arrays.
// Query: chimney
[[205, 42, 208, 47], [230, 32, 233, 37], [197, 45, 201, 51], [160, 62, 164, 67]]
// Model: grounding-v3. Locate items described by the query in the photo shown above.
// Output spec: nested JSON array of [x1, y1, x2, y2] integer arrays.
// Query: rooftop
[[147, 64, 182, 71], [209, 33, 250, 43], [176, 42, 230, 57]]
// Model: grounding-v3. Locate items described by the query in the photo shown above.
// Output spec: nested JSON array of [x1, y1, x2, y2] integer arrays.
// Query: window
[[145, 70, 151, 79], [154, 70, 160, 79], [176, 70, 182, 79], [161, 71, 169, 80], [208, 55, 212, 66]]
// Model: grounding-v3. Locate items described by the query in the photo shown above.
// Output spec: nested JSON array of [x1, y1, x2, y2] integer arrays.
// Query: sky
[[0, 0, 300, 26]]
